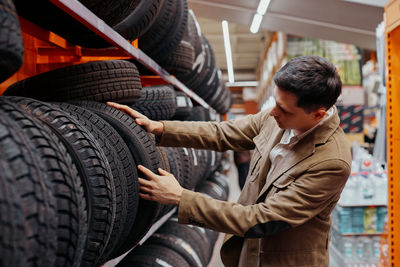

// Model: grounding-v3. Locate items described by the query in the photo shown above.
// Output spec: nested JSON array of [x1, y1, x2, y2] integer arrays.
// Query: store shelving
[[256, 32, 286, 106], [0, 0, 210, 109]]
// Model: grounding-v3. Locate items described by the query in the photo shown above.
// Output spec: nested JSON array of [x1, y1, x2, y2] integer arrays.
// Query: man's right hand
[[107, 102, 164, 135]]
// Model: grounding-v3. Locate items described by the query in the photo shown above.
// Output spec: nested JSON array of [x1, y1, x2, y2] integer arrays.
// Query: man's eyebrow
[[276, 102, 289, 113]]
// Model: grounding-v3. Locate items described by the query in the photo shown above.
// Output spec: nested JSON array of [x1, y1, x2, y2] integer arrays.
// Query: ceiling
[[189, 0, 387, 82]]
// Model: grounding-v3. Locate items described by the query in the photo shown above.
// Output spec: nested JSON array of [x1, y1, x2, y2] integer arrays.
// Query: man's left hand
[[138, 165, 183, 206]]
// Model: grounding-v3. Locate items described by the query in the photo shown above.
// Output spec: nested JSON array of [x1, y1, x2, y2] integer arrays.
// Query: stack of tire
[[11, 0, 232, 115], [1, 57, 228, 266], [12, 0, 193, 85], [0, 59, 180, 266], [117, 163, 230, 267], [0, 1, 232, 266], [174, 11, 233, 114], [0, 0, 24, 84], [156, 104, 224, 220]]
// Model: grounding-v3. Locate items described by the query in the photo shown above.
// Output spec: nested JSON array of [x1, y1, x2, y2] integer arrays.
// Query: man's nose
[[270, 105, 279, 117]]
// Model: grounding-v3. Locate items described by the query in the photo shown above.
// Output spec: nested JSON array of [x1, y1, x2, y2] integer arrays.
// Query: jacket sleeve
[[158, 110, 270, 151], [178, 159, 350, 237]]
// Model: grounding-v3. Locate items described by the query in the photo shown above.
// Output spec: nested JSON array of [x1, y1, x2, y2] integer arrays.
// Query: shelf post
[[385, 1, 400, 263]]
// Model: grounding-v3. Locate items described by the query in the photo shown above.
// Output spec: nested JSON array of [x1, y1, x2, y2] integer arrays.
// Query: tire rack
[[0, 0, 211, 111], [385, 1, 400, 266], [0, 0, 216, 265]]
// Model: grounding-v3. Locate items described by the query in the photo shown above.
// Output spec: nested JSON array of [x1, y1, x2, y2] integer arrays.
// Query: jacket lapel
[[256, 138, 315, 201], [254, 126, 284, 190], [256, 108, 341, 201], [237, 118, 283, 205]]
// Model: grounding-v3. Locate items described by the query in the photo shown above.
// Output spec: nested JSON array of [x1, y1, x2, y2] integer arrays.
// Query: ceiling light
[[225, 81, 259, 87], [222, 20, 235, 83], [250, 13, 263, 34], [257, 0, 271, 15]]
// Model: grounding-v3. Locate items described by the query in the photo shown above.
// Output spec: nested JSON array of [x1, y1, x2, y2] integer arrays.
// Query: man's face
[[270, 87, 325, 135]]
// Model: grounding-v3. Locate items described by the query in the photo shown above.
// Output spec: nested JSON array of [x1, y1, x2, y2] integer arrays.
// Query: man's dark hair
[[273, 55, 342, 113]]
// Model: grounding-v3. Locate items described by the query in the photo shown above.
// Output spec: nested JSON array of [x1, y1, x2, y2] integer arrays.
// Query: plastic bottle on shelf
[[360, 153, 373, 174], [337, 207, 353, 233], [360, 171, 375, 203], [352, 207, 365, 233], [372, 170, 387, 205], [364, 207, 377, 233], [342, 236, 356, 262], [355, 236, 365, 261], [377, 206, 388, 232], [355, 236, 372, 262], [341, 172, 360, 205], [371, 236, 381, 263], [363, 236, 373, 262], [359, 154, 374, 201]]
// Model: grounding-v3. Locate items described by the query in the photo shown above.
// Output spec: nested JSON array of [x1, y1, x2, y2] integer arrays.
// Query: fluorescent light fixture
[[225, 81, 259, 87], [257, 0, 271, 15], [250, 13, 263, 34], [222, 20, 235, 83]]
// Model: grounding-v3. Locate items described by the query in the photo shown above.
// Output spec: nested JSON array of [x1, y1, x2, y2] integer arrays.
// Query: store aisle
[[208, 152, 242, 267]]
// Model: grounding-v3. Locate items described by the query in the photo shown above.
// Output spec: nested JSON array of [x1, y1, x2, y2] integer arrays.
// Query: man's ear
[[313, 108, 326, 120]]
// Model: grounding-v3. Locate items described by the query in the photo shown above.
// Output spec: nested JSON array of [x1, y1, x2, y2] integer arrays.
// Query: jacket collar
[[256, 106, 341, 201]]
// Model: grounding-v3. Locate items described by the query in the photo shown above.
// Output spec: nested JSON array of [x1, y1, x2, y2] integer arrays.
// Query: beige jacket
[[159, 108, 351, 267]]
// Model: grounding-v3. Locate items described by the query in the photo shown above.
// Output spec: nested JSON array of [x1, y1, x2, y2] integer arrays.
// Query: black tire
[[0, 98, 88, 267], [178, 147, 196, 190], [190, 148, 206, 186], [113, 0, 164, 41], [172, 91, 193, 120], [185, 106, 210, 122], [209, 150, 220, 173], [176, 35, 215, 92], [154, 146, 175, 220], [0, 0, 23, 83], [163, 147, 183, 184], [220, 89, 233, 114], [13, 0, 141, 48], [198, 149, 213, 182], [131, 85, 177, 120], [79, 0, 141, 28], [203, 69, 223, 104], [208, 80, 227, 113], [0, 161, 26, 267], [5, 96, 116, 267], [4, 60, 142, 103], [71, 101, 163, 258], [214, 86, 232, 114], [198, 67, 219, 101], [155, 220, 210, 267], [192, 36, 217, 93], [160, 40, 195, 74], [76, 0, 165, 48], [0, 102, 58, 267], [211, 172, 230, 196], [185, 10, 203, 58], [168, 214, 215, 264], [157, 146, 171, 173], [196, 180, 228, 202], [117, 244, 190, 267], [55, 102, 140, 263], [139, 0, 188, 62]]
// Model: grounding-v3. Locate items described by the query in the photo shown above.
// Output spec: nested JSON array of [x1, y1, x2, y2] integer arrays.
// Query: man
[[108, 55, 352, 266]]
